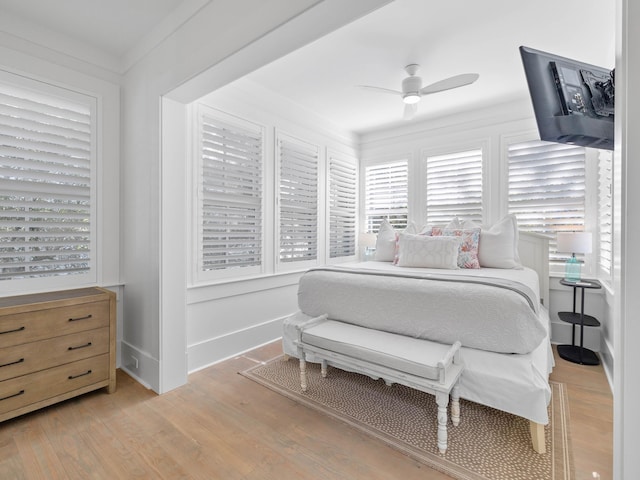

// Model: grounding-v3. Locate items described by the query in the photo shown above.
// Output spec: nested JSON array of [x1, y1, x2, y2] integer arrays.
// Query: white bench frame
[[295, 315, 464, 454]]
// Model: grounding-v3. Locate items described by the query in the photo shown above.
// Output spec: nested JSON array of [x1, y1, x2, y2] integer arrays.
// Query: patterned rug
[[240, 356, 574, 480]]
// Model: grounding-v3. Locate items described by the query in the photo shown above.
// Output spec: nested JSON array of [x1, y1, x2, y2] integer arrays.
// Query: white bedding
[[282, 260, 554, 424], [297, 262, 546, 354]]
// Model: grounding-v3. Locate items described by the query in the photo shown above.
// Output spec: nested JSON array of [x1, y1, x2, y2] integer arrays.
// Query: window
[[197, 108, 264, 278], [0, 78, 96, 283], [364, 161, 408, 233], [328, 152, 357, 259], [598, 150, 613, 277], [424, 149, 482, 225], [507, 140, 586, 268], [277, 134, 319, 265]]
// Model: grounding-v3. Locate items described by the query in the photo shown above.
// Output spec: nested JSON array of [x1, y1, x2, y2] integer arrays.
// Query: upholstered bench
[[294, 315, 464, 454]]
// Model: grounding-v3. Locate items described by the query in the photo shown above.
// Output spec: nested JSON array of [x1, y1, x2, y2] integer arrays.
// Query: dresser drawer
[[0, 327, 109, 382], [0, 301, 109, 349], [0, 354, 109, 416]]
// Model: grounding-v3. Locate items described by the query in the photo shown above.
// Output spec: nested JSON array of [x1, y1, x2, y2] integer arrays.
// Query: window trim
[[275, 130, 321, 273], [362, 158, 409, 234], [326, 148, 358, 263], [193, 105, 267, 283], [422, 147, 484, 226], [0, 70, 98, 292], [501, 131, 597, 278]]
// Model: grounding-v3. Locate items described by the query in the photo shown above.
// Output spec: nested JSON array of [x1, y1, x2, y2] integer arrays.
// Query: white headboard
[[518, 231, 550, 307]]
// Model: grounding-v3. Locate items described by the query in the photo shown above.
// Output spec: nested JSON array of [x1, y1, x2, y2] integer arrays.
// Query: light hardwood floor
[[0, 341, 612, 479]]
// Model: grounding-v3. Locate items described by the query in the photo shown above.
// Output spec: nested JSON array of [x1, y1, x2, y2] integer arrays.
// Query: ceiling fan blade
[[420, 73, 479, 95], [357, 85, 403, 96], [403, 103, 417, 120]]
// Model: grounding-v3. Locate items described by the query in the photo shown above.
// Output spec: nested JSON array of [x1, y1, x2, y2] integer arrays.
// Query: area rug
[[240, 356, 574, 480]]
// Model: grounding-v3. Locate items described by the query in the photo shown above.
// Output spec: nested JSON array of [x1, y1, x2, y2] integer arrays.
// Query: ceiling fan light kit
[[358, 64, 479, 119], [403, 93, 421, 104]]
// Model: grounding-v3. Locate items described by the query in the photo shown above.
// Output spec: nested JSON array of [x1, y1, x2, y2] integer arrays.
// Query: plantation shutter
[[598, 150, 613, 276], [364, 161, 408, 233], [328, 153, 357, 258], [507, 140, 586, 264], [278, 136, 318, 263], [0, 82, 94, 281], [425, 149, 482, 225], [199, 112, 263, 273]]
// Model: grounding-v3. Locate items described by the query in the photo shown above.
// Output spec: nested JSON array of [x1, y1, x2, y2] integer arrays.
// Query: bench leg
[[321, 359, 328, 377], [435, 391, 449, 454], [451, 384, 460, 427], [300, 356, 308, 392]]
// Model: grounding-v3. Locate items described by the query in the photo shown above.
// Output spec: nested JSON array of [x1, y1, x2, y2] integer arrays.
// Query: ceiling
[[0, 0, 187, 58], [0, 0, 615, 134]]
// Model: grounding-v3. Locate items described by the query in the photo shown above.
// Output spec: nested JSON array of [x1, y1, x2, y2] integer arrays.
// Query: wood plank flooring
[[0, 341, 612, 479]]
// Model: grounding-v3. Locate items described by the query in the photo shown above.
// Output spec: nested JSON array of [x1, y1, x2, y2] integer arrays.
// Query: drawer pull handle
[[68, 370, 92, 380], [0, 326, 25, 335], [0, 358, 24, 368], [68, 342, 92, 351], [68, 314, 92, 322], [0, 390, 25, 402]]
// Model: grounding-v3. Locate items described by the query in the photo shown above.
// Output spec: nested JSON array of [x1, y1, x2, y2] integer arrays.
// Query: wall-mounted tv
[[520, 46, 614, 150]]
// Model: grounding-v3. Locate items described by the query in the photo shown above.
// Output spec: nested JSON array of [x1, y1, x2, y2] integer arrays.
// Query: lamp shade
[[556, 232, 592, 254]]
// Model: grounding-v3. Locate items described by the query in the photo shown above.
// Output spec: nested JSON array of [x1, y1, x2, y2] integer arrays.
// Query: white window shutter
[[425, 149, 483, 225], [508, 140, 586, 265], [328, 152, 357, 258], [199, 110, 263, 275], [277, 135, 319, 264], [0, 82, 94, 281], [598, 150, 613, 276], [364, 161, 408, 233]]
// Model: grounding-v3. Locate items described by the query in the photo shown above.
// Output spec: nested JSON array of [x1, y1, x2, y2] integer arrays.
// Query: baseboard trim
[[187, 316, 284, 374], [119, 340, 159, 392]]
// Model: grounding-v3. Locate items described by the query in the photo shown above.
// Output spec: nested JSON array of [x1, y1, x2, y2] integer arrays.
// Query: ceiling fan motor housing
[[402, 75, 422, 103]]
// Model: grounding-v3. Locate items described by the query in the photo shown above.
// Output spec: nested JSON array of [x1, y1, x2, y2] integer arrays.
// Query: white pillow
[[396, 233, 460, 269], [374, 220, 421, 261], [374, 219, 397, 261], [463, 215, 522, 269], [445, 216, 463, 229]]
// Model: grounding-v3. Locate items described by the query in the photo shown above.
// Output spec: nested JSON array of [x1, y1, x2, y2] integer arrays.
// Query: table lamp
[[358, 232, 377, 260], [556, 232, 592, 281]]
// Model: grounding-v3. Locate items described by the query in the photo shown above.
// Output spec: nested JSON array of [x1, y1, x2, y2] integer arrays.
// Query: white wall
[[120, 0, 391, 393], [614, 0, 640, 477]]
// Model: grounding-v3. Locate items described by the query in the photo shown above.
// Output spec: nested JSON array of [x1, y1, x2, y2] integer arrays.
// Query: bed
[[281, 216, 552, 453]]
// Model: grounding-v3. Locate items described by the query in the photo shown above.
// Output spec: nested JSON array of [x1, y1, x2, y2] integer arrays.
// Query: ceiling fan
[[357, 64, 479, 120]]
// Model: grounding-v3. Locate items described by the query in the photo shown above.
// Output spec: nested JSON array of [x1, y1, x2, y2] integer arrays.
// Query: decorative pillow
[[431, 227, 481, 269], [396, 234, 460, 269], [462, 215, 522, 269], [374, 219, 398, 261], [445, 217, 463, 229], [404, 221, 419, 234]]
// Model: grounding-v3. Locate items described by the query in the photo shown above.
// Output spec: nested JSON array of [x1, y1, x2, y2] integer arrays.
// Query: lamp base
[[564, 255, 581, 282], [557, 344, 600, 365]]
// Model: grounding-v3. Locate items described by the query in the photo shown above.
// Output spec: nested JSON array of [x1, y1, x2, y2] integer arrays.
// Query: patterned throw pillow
[[431, 227, 481, 269], [396, 233, 460, 269]]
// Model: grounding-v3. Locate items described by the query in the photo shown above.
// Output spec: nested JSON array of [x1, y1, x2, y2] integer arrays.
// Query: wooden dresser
[[0, 287, 116, 422]]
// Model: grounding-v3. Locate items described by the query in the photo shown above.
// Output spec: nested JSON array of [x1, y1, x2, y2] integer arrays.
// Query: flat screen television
[[519, 46, 614, 150]]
